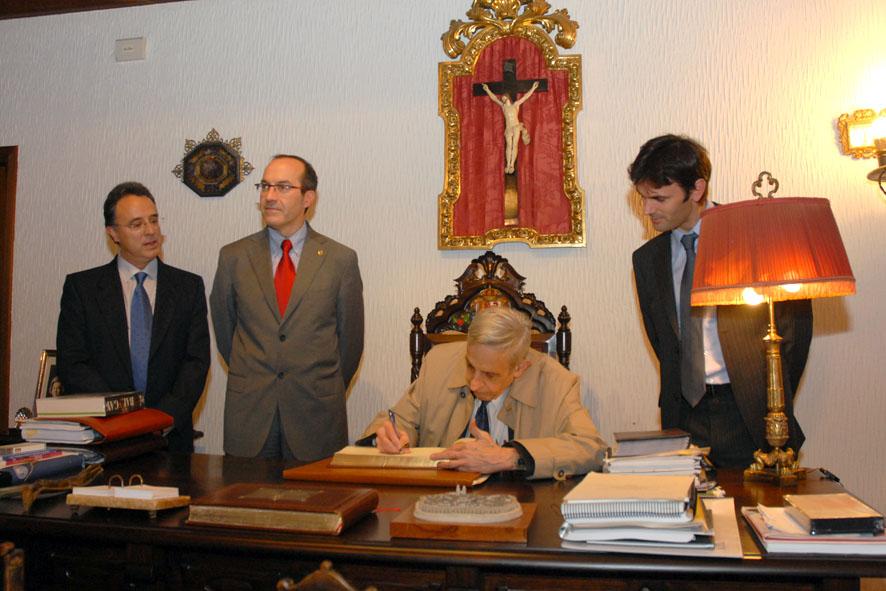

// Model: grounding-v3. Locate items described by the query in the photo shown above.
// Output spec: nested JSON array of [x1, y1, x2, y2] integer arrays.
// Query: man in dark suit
[[629, 135, 813, 468], [56, 182, 210, 452], [210, 154, 364, 461]]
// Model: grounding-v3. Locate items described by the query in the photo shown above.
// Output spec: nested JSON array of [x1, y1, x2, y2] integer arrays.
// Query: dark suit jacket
[[56, 258, 210, 452], [632, 232, 813, 452], [210, 224, 364, 460]]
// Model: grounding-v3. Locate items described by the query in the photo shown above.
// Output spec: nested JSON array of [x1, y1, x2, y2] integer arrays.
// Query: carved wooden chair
[[410, 250, 571, 381], [277, 560, 376, 591]]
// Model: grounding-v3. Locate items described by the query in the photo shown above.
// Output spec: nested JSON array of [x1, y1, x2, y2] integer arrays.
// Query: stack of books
[[18, 392, 174, 467], [742, 492, 886, 555], [558, 473, 714, 550], [21, 392, 171, 445], [603, 429, 707, 476], [0, 442, 85, 487]]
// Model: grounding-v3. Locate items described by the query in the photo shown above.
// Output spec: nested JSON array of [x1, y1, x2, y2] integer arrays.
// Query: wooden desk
[[1, 452, 883, 590]]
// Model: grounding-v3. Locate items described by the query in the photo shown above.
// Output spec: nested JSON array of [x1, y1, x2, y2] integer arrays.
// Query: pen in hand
[[387, 409, 408, 451]]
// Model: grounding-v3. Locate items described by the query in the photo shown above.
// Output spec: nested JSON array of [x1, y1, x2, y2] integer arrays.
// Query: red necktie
[[274, 239, 296, 316]]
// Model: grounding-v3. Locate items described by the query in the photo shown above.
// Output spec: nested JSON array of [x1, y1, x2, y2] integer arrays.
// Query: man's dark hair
[[628, 134, 711, 201], [272, 154, 318, 192], [103, 182, 155, 227]]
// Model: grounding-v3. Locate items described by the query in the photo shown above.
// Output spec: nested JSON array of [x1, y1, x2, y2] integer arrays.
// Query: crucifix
[[474, 60, 548, 226]]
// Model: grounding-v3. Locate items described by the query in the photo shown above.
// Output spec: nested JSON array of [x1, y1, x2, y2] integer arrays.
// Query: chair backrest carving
[[410, 251, 571, 381]]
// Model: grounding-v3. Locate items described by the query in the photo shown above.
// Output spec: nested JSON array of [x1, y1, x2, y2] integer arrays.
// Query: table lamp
[[690, 174, 855, 485]]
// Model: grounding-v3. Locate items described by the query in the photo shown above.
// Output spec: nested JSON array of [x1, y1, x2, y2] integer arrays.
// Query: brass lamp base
[[744, 446, 805, 486], [743, 298, 805, 486]]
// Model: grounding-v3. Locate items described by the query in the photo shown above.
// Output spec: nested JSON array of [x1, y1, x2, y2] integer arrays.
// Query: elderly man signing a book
[[358, 307, 607, 479]]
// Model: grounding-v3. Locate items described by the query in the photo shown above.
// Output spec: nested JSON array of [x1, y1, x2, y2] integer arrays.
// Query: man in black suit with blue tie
[[629, 135, 813, 468], [56, 182, 210, 452]]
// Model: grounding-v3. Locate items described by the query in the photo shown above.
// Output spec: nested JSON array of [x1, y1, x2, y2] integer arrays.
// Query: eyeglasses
[[255, 182, 303, 195], [115, 215, 161, 233]]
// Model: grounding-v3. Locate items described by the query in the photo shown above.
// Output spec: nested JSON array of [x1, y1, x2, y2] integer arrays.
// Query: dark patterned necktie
[[679, 232, 705, 406], [130, 271, 152, 393], [475, 401, 490, 433]]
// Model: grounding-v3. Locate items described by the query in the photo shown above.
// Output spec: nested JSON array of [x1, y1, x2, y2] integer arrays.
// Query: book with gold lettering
[[187, 483, 378, 535]]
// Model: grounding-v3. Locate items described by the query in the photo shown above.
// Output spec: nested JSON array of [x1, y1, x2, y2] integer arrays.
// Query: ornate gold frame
[[837, 108, 886, 159], [438, 1, 585, 249]]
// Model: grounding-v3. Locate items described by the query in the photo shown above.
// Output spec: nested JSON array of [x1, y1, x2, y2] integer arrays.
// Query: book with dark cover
[[187, 483, 378, 535], [0, 453, 85, 486], [613, 428, 691, 457], [784, 492, 885, 536], [36, 391, 145, 418]]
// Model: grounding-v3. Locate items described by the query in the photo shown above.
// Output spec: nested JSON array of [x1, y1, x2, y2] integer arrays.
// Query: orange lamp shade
[[691, 197, 856, 306]]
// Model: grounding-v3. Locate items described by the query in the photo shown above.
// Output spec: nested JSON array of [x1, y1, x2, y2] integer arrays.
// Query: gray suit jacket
[[632, 231, 812, 452], [210, 224, 364, 459]]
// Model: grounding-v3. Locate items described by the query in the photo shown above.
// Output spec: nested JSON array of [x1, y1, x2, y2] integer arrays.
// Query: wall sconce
[[837, 108, 886, 196], [867, 138, 886, 197], [838, 108, 885, 158]]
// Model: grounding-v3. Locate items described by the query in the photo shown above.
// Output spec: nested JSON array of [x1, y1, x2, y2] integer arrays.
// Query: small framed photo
[[35, 349, 62, 401]]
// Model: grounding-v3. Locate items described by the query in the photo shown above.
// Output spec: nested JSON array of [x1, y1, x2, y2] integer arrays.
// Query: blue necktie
[[474, 401, 490, 433], [679, 233, 705, 406], [130, 272, 152, 393]]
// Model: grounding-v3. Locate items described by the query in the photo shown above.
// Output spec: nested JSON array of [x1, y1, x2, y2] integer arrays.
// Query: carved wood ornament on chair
[[409, 251, 571, 381]]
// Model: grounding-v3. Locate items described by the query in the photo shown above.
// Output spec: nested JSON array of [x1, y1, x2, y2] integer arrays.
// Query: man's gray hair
[[467, 307, 531, 367]]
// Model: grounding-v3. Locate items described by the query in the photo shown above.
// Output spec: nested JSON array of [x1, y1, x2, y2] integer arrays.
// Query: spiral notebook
[[561, 473, 696, 523]]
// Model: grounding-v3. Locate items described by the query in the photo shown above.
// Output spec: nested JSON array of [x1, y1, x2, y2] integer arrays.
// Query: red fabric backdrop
[[452, 37, 570, 237]]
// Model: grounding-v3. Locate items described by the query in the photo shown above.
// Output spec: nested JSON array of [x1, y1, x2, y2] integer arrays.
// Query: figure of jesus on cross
[[481, 80, 539, 174]]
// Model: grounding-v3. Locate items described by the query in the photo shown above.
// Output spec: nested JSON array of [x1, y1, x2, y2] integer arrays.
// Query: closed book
[[0, 453, 85, 486], [36, 391, 145, 418], [63, 408, 173, 443], [783, 493, 885, 535], [561, 473, 696, 523], [187, 483, 378, 535], [0, 442, 46, 456], [613, 428, 690, 457], [0, 450, 65, 468], [330, 445, 446, 469], [21, 421, 98, 444]]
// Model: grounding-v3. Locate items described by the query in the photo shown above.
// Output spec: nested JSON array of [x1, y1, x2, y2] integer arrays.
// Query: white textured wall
[[1, 0, 884, 510]]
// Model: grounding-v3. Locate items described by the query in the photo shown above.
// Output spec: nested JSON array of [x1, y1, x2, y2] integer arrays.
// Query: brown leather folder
[[282, 457, 487, 488]]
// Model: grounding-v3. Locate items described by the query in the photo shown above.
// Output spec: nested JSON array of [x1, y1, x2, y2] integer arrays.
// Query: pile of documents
[[559, 473, 714, 550], [742, 492, 886, 555], [603, 447, 707, 475]]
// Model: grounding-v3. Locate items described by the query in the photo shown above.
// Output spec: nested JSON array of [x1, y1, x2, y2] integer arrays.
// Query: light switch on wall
[[114, 37, 147, 62]]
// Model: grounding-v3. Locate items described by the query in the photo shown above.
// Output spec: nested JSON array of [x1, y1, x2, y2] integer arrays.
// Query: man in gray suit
[[210, 155, 364, 460]]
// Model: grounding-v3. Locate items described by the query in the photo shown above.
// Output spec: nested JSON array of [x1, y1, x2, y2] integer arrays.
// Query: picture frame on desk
[[35, 349, 62, 403]]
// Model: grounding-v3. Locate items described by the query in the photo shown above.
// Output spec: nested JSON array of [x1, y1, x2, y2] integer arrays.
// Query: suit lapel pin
[[317, 249, 324, 256]]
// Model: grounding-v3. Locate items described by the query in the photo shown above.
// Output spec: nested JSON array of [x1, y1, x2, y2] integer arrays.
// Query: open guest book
[[330, 445, 445, 469], [561, 473, 696, 523], [284, 446, 488, 487]]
